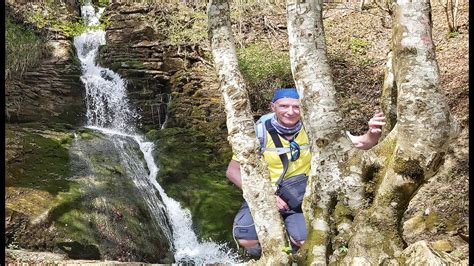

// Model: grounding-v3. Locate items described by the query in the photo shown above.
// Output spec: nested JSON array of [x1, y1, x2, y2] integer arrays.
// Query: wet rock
[[5, 126, 174, 263]]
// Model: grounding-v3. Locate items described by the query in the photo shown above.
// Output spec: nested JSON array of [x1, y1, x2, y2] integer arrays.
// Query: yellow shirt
[[262, 128, 311, 186], [232, 127, 311, 187]]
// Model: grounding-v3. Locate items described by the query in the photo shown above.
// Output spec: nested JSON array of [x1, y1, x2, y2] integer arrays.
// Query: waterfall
[[74, 4, 241, 264]]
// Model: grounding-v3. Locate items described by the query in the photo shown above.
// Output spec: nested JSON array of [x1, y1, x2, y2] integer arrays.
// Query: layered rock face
[[5, 2, 85, 125], [97, 2, 226, 136]]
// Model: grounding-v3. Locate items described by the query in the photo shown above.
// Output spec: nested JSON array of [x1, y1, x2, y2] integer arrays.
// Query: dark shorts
[[233, 201, 307, 242]]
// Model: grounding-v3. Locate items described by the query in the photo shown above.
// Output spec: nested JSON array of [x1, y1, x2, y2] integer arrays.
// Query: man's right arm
[[226, 159, 242, 189], [226, 159, 289, 211]]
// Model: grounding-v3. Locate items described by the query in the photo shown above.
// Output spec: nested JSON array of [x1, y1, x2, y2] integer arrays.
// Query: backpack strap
[[255, 120, 267, 154], [264, 119, 289, 186], [255, 113, 275, 152]]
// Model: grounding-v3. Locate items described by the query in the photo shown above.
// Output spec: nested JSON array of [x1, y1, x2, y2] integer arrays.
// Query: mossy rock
[[151, 127, 242, 244], [6, 125, 174, 263], [6, 125, 74, 195], [431, 240, 454, 253]]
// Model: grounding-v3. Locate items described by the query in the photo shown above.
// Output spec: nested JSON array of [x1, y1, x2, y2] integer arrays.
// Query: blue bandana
[[272, 88, 299, 103]]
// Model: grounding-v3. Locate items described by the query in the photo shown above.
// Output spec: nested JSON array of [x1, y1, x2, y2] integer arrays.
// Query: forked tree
[[208, 0, 458, 264]]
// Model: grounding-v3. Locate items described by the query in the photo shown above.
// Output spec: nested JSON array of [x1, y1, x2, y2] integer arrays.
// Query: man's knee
[[292, 240, 304, 247], [238, 240, 261, 257], [289, 234, 305, 247], [238, 239, 259, 248]]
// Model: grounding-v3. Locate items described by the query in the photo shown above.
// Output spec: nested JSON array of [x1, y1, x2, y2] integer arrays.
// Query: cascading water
[[74, 4, 241, 264]]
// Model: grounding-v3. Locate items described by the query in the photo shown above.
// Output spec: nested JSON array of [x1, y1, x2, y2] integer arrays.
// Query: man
[[227, 88, 385, 256]]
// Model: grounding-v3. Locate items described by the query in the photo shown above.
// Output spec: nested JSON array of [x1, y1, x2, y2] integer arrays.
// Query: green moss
[[300, 225, 328, 265], [49, 134, 172, 261], [78, 128, 104, 140], [333, 202, 352, 224], [349, 37, 370, 55], [153, 127, 242, 243], [92, 0, 110, 8], [5, 16, 50, 80], [49, 184, 93, 240], [393, 157, 424, 180], [424, 211, 439, 229], [6, 131, 73, 196], [146, 129, 159, 140], [60, 134, 75, 146], [378, 136, 397, 164], [370, 136, 397, 192], [445, 214, 458, 232]]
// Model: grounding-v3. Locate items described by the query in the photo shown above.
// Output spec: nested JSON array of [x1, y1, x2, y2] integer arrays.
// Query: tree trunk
[[209, 0, 457, 263], [380, 51, 397, 136], [286, 0, 358, 264], [286, 0, 457, 264], [342, 0, 458, 264], [207, 0, 290, 263]]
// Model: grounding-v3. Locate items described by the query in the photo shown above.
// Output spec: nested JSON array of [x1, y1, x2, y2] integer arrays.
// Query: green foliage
[[282, 246, 292, 254], [53, 18, 90, 37], [30, 10, 100, 37], [5, 16, 49, 80], [155, 6, 208, 45], [237, 43, 292, 86], [27, 2, 108, 38], [349, 37, 370, 55], [96, 0, 109, 7], [339, 244, 349, 253], [98, 13, 112, 31], [237, 42, 294, 113], [447, 31, 460, 39]]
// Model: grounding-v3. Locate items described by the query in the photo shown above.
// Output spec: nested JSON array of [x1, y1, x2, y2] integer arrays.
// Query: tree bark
[[207, 0, 290, 263], [380, 51, 397, 136], [341, 0, 458, 264], [286, 0, 457, 264], [286, 0, 357, 264], [210, 0, 457, 264]]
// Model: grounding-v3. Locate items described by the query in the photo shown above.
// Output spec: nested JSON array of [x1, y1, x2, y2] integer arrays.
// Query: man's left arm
[[347, 111, 386, 150]]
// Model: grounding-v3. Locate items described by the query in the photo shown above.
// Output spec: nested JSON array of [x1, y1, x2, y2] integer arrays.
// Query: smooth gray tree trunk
[[207, 0, 290, 264]]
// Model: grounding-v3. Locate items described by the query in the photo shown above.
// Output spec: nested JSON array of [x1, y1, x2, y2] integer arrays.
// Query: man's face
[[271, 98, 301, 127]]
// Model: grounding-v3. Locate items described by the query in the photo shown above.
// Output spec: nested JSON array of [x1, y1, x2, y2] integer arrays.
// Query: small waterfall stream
[[74, 4, 241, 264]]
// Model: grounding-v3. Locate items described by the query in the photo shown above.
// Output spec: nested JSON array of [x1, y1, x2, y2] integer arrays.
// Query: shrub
[[237, 42, 294, 112], [5, 16, 49, 80], [237, 43, 292, 85]]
